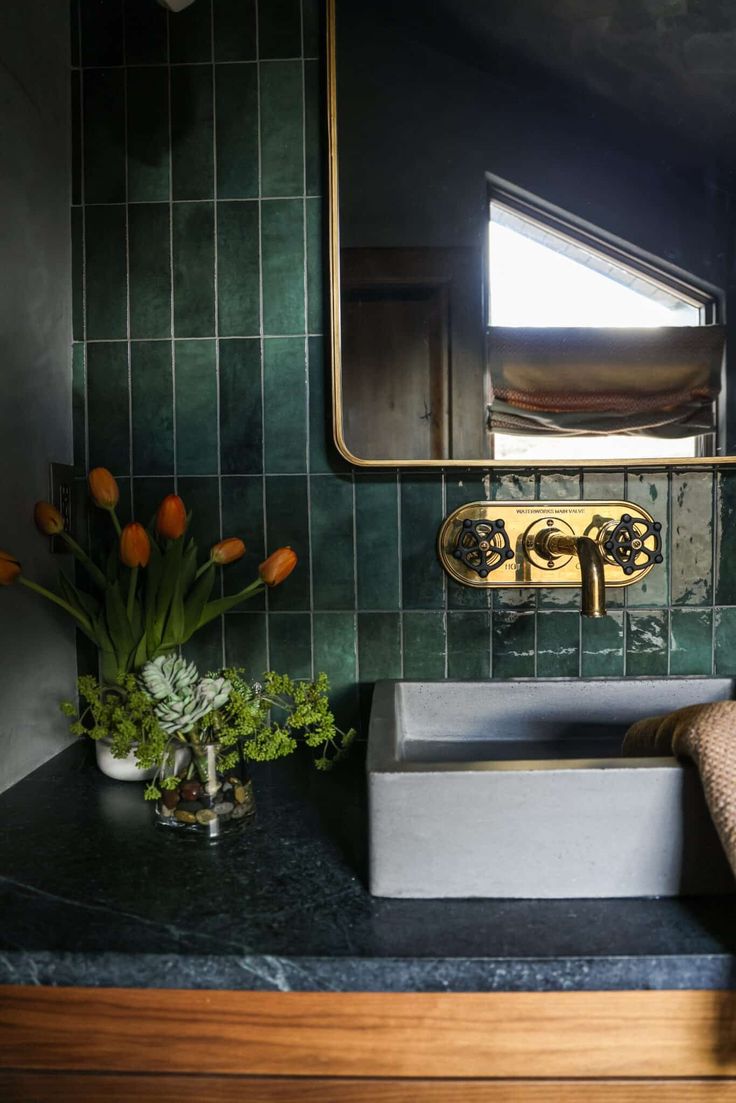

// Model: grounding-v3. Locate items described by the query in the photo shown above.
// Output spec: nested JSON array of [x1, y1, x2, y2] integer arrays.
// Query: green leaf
[[181, 538, 198, 596], [104, 580, 135, 669], [161, 572, 185, 647], [105, 542, 120, 585], [58, 571, 100, 622], [144, 540, 163, 651], [152, 535, 184, 643], [195, 580, 263, 631], [181, 563, 216, 642]]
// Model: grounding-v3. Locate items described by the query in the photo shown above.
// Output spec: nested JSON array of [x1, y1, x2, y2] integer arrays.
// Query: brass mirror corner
[[327, 0, 733, 469]]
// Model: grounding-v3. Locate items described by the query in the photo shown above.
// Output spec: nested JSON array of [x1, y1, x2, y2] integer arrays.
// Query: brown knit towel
[[623, 702, 736, 878]]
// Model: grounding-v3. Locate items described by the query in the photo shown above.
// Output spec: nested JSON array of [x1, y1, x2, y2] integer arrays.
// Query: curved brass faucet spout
[[537, 531, 607, 618]]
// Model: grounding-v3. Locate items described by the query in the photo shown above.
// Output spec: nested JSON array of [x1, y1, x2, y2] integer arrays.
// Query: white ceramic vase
[[94, 738, 157, 782]]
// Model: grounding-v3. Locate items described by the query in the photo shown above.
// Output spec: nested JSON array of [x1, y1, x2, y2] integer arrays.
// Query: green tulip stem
[[194, 558, 214, 581], [19, 576, 93, 634], [109, 507, 122, 537], [58, 531, 107, 589], [127, 566, 138, 621]]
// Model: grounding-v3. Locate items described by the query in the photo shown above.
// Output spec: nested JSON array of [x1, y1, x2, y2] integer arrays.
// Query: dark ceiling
[[381, 0, 736, 172]]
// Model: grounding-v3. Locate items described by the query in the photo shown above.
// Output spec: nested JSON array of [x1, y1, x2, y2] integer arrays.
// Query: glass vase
[[155, 741, 255, 842]]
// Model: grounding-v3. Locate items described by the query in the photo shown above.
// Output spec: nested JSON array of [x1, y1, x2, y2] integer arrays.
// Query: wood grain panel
[[2, 987, 736, 1079], [2, 1073, 736, 1102]]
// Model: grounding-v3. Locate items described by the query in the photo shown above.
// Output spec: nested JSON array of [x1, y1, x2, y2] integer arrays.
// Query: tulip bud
[[156, 494, 187, 540], [211, 537, 246, 566], [0, 549, 21, 586], [33, 501, 65, 537], [120, 523, 151, 568], [259, 546, 297, 587], [88, 467, 120, 510]]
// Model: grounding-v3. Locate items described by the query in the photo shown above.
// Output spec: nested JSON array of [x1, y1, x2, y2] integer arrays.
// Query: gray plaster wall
[[0, 4, 75, 792]]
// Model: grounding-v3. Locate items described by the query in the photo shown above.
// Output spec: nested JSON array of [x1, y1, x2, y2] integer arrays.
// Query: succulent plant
[[141, 655, 199, 702], [140, 656, 232, 736]]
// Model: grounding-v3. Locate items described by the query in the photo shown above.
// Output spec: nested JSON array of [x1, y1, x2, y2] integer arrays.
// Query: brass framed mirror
[[327, 0, 735, 468]]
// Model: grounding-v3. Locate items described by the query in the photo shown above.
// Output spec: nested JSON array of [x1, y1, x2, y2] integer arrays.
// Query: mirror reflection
[[331, 0, 730, 465]]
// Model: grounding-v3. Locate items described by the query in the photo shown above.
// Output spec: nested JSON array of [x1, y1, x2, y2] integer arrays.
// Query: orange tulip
[[88, 467, 119, 510], [34, 501, 65, 536], [259, 546, 297, 587], [211, 537, 246, 565], [120, 523, 151, 568], [0, 550, 21, 586], [156, 494, 187, 540]]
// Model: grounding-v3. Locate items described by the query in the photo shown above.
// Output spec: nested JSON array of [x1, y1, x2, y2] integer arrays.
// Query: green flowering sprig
[[61, 673, 169, 769]]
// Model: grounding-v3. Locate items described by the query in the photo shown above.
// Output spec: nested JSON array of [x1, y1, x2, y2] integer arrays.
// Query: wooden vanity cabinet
[[2, 986, 736, 1100]]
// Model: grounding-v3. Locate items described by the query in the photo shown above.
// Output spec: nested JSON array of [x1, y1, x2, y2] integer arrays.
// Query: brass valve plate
[[438, 500, 659, 589]]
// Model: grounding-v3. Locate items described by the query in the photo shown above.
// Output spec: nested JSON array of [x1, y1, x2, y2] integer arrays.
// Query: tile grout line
[[74, 57, 320, 71], [122, 15, 134, 516], [255, 0, 270, 672], [77, 1, 89, 478], [210, 0, 226, 670], [166, 9, 178, 496], [299, 0, 315, 682]]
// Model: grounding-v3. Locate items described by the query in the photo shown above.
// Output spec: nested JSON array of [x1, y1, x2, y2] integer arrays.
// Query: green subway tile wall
[[73, 0, 736, 733]]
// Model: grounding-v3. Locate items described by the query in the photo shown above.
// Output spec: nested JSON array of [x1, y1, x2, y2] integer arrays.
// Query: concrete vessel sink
[[367, 679, 736, 899]]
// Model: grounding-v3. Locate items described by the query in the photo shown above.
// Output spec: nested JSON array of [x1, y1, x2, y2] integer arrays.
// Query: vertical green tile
[[355, 475, 399, 610], [87, 343, 129, 473], [221, 475, 265, 603], [260, 61, 304, 197], [671, 470, 713, 605], [71, 0, 80, 68], [131, 341, 174, 475], [132, 476, 175, 528], [124, 0, 168, 65], [306, 198, 323, 333], [72, 344, 86, 471], [492, 470, 536, 610], [81, 0, 124, 66], [403, 612, 446, 679], [225, 613, 268, 678], [715, 607, 736, 675], [177, 475, 221, 547], [400, 475, 445, 608], [265, 475, 310, 610], [626, 471, 669, 607], [492, 611, 535, 679], [716, 470, 736, 605], [128, 204, 171, 338], [670, 608, 713, 676], [71, 207, 84, 342], [358, 612, 401, 682], [263, 337, 307, 472], [214, 0, 257, 61], [261, 199, 305, 334], [220, 339, 262, 475], [215, 65, 259, 199], [537, 470, 581, 609], [304, 61, 321, 196], [83, 68, 125, 203], [536, 611, 579, 678], [217, 201, 260, 335], [269, 612, 312, 678], [448, 612, 490, 679], [309, 336, 349, 473], [313, 612, 358, 729], [175, 340, 218, 475], [126, 66, 170, 203], [302, 0, 321, 56], [171, 66, 214, 200], [85, 205, 127, 340], [311, 474, 355, 609], [173, 202, 215, 337], [72, 71, 82, 205], [445, 474, 491, 610], [582, 469, 626, 609], [626, 610, 669, 677], [258, 0, 301, 58], [581, 613, 624, 678], [183, 618, 224, 673], [169, 0, 212, 63]]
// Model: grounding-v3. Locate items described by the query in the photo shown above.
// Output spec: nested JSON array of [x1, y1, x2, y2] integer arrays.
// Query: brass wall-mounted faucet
[[438, 501, 663, 616]]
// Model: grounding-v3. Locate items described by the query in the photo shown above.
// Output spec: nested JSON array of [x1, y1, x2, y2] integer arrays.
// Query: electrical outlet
[[49, 462, 75, 554]]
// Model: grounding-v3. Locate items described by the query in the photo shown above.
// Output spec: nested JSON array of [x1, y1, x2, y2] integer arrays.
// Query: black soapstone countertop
[[0, 741, 735, 992]]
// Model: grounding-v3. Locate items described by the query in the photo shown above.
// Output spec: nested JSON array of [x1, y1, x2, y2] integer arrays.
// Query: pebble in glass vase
[[155, 742, 255, 842]]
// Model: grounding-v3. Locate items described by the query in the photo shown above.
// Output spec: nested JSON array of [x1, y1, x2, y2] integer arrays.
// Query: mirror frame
[[326, 0, 733, 469]]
